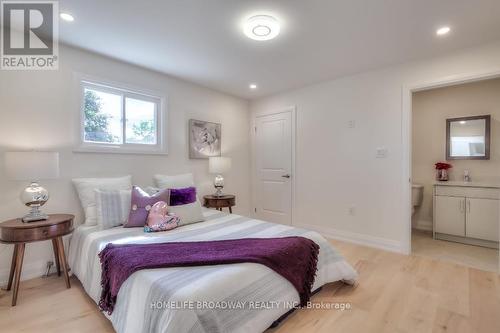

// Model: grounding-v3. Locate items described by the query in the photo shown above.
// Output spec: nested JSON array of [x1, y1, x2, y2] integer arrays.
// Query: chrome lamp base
[[214, 186, 224, 197], [213, 174, 225, 197], [22, 206, 49, 223], [21, 182, 50, 223]]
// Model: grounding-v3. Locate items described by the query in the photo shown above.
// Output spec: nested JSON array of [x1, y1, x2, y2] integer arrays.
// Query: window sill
[[73, 146, 168, 156]]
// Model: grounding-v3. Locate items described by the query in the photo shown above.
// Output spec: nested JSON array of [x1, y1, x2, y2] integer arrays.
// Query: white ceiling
[[59, 0, 500, 99]]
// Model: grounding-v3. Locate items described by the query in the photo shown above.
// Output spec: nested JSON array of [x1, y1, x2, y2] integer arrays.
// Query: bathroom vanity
[[433, 181, 499, 249]]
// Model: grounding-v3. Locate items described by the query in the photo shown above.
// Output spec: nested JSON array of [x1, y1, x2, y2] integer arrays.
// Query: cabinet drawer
[[0, 220, 72, 243], [204, 197, 236, 208], [435, 186, 500, 199]]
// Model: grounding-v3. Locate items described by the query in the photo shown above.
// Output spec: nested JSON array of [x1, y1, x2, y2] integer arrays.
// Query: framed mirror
[[446, 115, 490, 160]]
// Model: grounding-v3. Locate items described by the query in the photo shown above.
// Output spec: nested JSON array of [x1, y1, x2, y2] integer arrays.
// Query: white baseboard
[[0, 259, 48, 286], [295, 223, 405, 254], [414, 219, 433, 231]]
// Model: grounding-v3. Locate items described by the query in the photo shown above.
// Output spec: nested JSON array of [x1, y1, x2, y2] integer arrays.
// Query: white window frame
[[75, 77, 168, 155]]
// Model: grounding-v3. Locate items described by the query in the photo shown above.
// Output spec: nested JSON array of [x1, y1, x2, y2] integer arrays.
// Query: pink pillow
[[144, 201, 180, 232], [124, 186, 170, 228]]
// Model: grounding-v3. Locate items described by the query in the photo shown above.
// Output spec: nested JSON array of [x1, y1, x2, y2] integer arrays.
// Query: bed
[[68, 208, 357, 333]]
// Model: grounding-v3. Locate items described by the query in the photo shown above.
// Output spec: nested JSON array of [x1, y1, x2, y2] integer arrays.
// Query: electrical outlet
[[349, 206, 356, 216], [348, 120, 356, 128], [44, 261, 54, 278]]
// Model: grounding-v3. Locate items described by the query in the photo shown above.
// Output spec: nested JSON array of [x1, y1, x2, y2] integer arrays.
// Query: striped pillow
[[95, 189, 132, 229]]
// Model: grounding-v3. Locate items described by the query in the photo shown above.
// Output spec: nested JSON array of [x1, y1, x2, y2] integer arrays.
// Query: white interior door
[[255, 111, 293, 225]]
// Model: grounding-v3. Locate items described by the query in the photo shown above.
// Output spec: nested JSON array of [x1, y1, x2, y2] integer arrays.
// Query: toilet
[[412, 184, 424, 215]]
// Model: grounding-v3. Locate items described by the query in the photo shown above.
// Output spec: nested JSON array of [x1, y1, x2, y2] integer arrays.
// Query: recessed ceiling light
[[436, 26, 451, 36], [60, 13, 75, 22], [244, 15, 280, 41], [249, 84, 258, 90]]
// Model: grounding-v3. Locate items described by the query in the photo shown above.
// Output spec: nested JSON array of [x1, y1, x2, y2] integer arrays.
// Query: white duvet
[[68, 209, 357, 333]]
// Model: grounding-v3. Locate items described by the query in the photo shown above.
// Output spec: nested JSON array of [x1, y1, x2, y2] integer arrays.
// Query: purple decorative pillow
[[169, 187, 197, 206], [124, 186, 170, 228]]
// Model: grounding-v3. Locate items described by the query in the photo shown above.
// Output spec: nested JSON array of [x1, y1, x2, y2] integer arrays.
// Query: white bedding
[[68, 209, 357, 333]]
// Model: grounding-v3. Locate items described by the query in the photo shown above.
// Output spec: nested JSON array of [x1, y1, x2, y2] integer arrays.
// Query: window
[[78, 80, 166, 154]]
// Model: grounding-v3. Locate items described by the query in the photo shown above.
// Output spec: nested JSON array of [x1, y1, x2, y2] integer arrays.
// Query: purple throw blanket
[[98, 237, 320, 314]]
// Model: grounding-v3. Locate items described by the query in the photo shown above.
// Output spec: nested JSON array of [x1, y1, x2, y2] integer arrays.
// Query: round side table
[[0, 214, 74, 306], [203, 195, 236, 213]]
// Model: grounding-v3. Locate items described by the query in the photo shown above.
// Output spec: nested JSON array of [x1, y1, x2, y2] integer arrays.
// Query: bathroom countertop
[[434, 181, 500, 189]]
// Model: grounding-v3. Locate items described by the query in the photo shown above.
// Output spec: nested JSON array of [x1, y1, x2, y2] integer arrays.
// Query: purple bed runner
[[98, 237, 320, 314]]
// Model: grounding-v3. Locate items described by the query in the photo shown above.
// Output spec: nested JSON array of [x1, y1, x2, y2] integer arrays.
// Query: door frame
[[251, 106, 297, 225], [402, 70, 500, 257]]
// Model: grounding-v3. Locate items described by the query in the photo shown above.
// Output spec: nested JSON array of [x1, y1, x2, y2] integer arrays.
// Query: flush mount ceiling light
[[436, 26, 451, 36], [60, 12, 75, 22], [249, 84, 258, 89], [243, 15, 280, 41]]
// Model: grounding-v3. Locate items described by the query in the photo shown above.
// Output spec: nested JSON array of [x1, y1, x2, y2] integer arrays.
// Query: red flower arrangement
[[435, 162, 453, 170], [435, 162, 452, 181]]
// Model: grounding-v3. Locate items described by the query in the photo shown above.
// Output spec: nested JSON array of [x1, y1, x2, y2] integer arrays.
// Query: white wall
[[412, 78, 500, 230], [0, 45, 251, 283], [250, 41, 500, 253]]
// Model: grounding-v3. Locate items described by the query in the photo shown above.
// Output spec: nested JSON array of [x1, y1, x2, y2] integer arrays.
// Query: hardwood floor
[[412, 229, 499, 272], [1, 239, 499, 333]]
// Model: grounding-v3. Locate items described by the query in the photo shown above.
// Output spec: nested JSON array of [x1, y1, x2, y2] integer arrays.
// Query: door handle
[[467, 200, 471, 213], [281, 174, 291, 178]]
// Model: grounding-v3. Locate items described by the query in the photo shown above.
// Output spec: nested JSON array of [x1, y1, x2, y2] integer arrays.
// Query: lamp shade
[[209, 157, 231, 174], [5, 152, 59, 181]]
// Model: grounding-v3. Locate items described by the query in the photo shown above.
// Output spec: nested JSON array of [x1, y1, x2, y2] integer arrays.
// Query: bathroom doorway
[[408, 76, 500, 272]]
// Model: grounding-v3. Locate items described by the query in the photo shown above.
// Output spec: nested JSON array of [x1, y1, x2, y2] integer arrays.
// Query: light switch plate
[[376, 147, 388, 158]]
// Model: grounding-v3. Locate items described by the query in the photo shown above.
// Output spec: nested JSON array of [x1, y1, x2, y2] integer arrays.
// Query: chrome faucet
[[464, 170, 471, 182]]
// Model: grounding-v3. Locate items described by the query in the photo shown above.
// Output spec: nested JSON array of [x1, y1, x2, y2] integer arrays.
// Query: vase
[[436, 169, 448, 181]]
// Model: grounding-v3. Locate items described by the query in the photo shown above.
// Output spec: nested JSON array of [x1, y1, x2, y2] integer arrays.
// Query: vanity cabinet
[[466, 198, 499, 242], [433, 183, 499, 248], [435, 196, 466, 237]]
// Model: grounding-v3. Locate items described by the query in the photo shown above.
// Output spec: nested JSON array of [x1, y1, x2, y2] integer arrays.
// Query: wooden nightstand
[[0, 214, 74, 306], [203, 195, 236, 213]]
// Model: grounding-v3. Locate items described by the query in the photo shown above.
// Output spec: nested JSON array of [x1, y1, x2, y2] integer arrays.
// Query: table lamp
[[209, 156, 231, 197], [4, 152, 60, 222]]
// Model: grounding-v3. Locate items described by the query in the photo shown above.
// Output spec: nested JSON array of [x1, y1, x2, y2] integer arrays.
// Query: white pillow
[[95, 189, 131, 229], [144, 186, 160, 195], [151, 174, 204, 225], [169, 201, 205, 226], [72, 176, 132, 226], [154, 173, 194, 189]]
